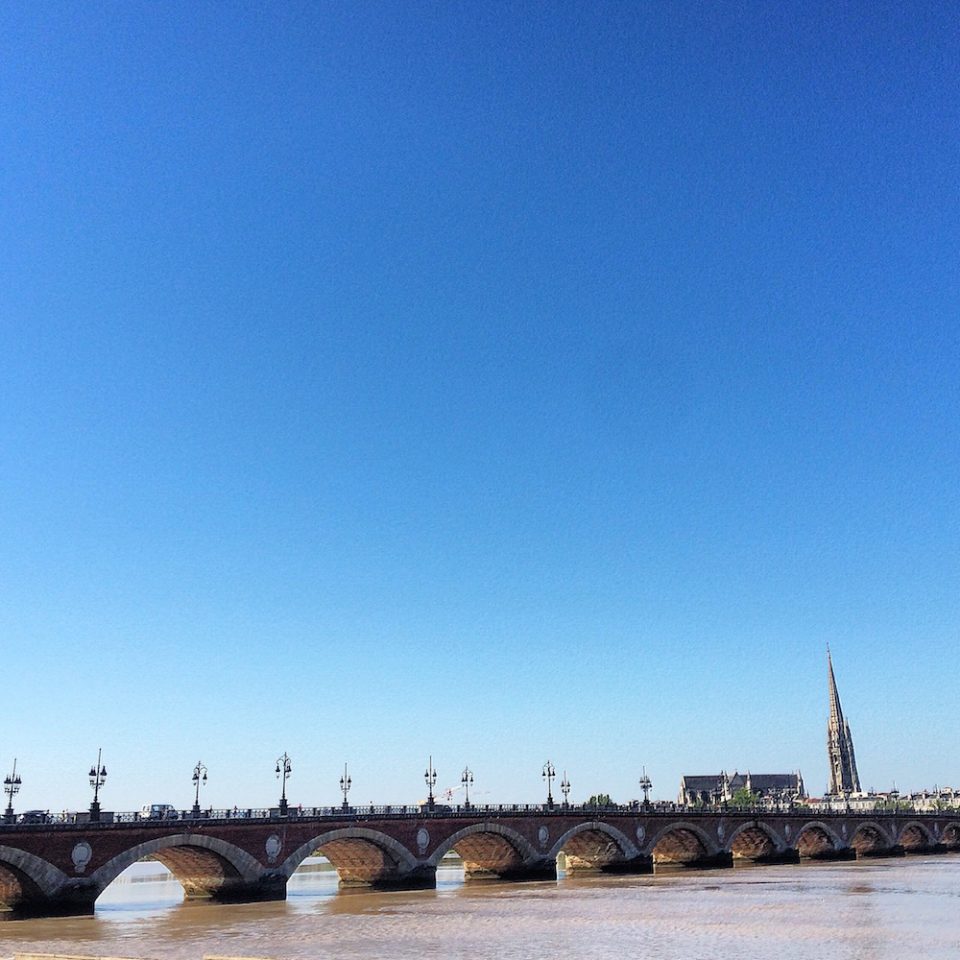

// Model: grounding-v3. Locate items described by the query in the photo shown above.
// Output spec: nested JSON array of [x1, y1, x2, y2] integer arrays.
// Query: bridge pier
[[202, 873, 288, 904], [685, 851, 733, 870], [654, 851, 734, 871], [4, 880, 100, 920], [595, 854, 654, 875], [741, 848, 801, 866], [345, 865, 437, 891], [858, 845, 905, 859], [804, 847, 857, 862], [465, 858, 557, 883], [904, 843, 948, 856], [563, 854, 654, 876]]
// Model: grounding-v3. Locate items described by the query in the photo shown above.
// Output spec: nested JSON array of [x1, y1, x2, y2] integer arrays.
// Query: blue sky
[[1, 1, 957, 813]]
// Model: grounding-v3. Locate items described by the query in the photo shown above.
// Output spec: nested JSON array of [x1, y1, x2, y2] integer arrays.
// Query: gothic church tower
[[826, 649, 861, 795]]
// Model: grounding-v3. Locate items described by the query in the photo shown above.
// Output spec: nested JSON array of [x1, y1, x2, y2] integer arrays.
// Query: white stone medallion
[[416, 828, 430, 853], [635, 825, 645, 843], [717, 823, 725, 842], [265, 834, 282, 863], [538, 825, 549, 847], [785, 823, 791, 839], [72, 841, 92, 874]]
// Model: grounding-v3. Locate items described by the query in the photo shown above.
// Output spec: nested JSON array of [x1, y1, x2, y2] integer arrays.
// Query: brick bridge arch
[[90, 833, 266, 904], [548, 821, 640, 873], [942, 821, 960, 849], [849, 820, 896, 856], [897, 820, 935, 851], [280, 827, 422, 888], [428, 822, 546, 881], [0, 844, 71, 916], [725, 821, 788, 860], [644, 821, 720, 865], [794, 821, 845, 858]]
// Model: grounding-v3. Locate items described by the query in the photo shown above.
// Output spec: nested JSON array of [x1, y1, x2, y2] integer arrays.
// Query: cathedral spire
[[827, 646, 843, 727], [826, 649, 861, 795]]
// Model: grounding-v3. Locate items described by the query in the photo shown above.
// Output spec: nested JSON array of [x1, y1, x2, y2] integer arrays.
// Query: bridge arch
[[726, 821, 786, 860], [645, 821, 719, 865], [794, 821, 844, 859], [280, 827, 419, 888], [0, 845, 71, 915], [548, 821, 639, 872], [942, 821, 960, 850], [850, 821, 895, 856], [90, 833, 263, 902], [897, 820, 935, 852], [428, 822, 540, 880]]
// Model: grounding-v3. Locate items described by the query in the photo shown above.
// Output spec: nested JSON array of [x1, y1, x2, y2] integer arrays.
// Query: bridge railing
[[3, 802, 673, 826], [2, 800, 955, 829]]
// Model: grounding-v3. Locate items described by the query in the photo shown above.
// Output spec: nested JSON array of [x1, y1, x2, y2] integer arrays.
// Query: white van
[[140, 803, 178, 820]]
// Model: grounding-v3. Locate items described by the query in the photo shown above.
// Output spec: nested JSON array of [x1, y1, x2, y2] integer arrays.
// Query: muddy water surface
[[2, 857, 959, 959]]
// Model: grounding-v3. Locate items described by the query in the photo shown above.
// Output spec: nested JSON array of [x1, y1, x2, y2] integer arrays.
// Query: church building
[[677, 770, 806, 806]]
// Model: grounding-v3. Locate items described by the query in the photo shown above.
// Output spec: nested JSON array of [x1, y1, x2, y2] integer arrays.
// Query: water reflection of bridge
[[1, 806, 957, 919]]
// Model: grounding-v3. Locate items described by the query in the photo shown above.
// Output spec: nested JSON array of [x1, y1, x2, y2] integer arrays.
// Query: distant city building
[[677, 771, 805, 806], [826, 649, 861, 796], [802, 787, 960, 813], [894, 787, 960, 812]]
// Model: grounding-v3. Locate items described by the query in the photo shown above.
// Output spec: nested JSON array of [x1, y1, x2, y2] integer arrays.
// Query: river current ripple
[[2, 857, 959, 959]]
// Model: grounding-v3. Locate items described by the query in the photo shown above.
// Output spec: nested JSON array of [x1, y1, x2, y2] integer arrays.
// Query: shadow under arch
[[850, 820, 896, 857], [794, 821, 845, 859], [0, 845, 71, 917], [548, 821, 641, 874], [91, 833, 264, 903], [428, 821, 546, 881], [646, 821, 725, 868], [281, 827, 421, 888], [942, 821, 960, 850], [726, 820, 789, 861], [897, 820, 936, 852]]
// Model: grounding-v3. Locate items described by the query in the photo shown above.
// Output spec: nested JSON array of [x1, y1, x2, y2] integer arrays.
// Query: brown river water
[[2, 856, 959, 959]]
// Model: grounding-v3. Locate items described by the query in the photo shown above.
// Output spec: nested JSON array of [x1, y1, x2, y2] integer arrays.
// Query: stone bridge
[[1, 808, 957, 919]]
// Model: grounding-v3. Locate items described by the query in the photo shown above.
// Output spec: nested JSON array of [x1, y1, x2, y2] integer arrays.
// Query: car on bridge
[[17, 810, 48, 824], [140, 803, 179, 820]]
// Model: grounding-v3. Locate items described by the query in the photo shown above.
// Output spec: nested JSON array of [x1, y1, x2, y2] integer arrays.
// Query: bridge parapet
[[3, 803, 956, 829]]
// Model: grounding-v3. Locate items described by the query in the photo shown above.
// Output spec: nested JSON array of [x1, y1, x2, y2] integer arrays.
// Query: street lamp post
[[275, 753, 292, 816], [191, 761, 208, 818], [424, 756, 437, 812], [340, 763, 352, 812], [461, 766, 473, 809], [639, 767, 652, 809], [560, 771, 571, 809], [3, 759, 21, 824], [88, 749, 107, 822], [542, 761, 556, 809]]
